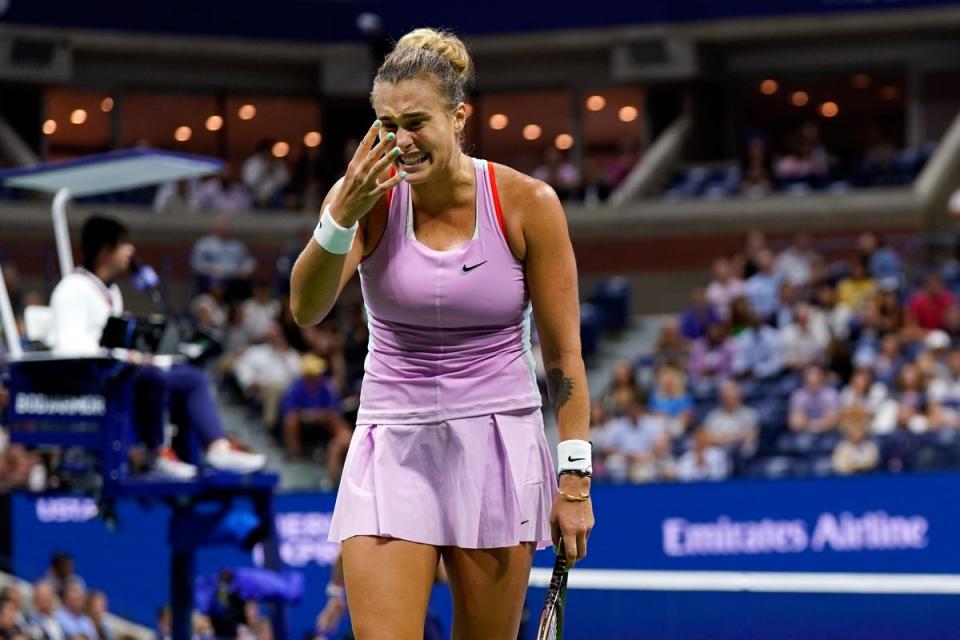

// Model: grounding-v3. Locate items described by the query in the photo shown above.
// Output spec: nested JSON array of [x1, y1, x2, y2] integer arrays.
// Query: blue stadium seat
[[579, 302, 602, 358], [588, 277, 631, 331]]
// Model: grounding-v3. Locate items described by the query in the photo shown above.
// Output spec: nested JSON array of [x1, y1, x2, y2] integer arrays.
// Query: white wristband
[[313, 204, 358, 255], [557, 439, 592, 473]]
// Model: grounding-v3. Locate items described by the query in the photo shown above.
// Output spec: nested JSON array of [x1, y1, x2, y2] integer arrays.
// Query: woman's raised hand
[[330, 120, 407, 226]]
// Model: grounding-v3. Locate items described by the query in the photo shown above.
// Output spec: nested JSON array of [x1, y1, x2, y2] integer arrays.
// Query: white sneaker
[[206, 445, 266, 474], [153, 448, 198, 480]]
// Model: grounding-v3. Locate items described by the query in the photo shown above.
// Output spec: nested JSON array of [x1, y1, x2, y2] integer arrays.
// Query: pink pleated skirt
[[328, 407, 556, 550]]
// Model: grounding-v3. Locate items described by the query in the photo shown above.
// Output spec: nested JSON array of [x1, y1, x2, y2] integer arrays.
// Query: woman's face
[[900, 365, 919, 390], [851, 370, 869, 392], [658, 368, 681, 393], [372, 77, 466, 185]]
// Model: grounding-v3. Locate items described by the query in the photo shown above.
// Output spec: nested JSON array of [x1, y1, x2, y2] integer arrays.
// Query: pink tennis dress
[[328, 158, 556, 549]]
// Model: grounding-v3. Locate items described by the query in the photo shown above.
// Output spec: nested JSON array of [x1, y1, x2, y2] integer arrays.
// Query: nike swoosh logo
[[567, 456, 586, 462], [461, 260, 487, 273], [521, 520, 530, 525]]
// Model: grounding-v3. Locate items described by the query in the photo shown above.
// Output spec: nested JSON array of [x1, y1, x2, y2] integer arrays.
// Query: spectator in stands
[[649, 363, 694, 438], [240, 280, 281, 342], [0, 595, 26, 640], [190, 214, 257, 301], [871, 334, 906, 387], [605, 140, 640, 191], [679, 287, 719, 340], [582, 156, 611, 206], [193, 613, 215, 640], [192, 169, 253, 214], [775, 233, 819, 288], [189, 282, 228, 334], [928, 347, 960, 408], [728, 296, 754, 335], [737, 230, 768, 279], [300, 317, 348, 392], [775, 121, 830, 185], [0, 442, 42, 492], [840, 369, 889, 426], [815, 284, 853, 341], [242, 139, 291, 208], [837, 258, 877, 312], [289, 144, 327, 212], [857, 231, 901, 289], [702, 379, 758, 460], [928, 352, 960, 431], [532, 147, 581, 201], [601, 359, 640, 418], [732, 311, 784, 379], [782, 303, 830, 370], [653, 319, 690, 369], [908, 273, 956, 331], [874, 289, 909, 337], [788, 365, 840, 433], [941, 304, 960, 343], [26, 581, 63, 640], [600, 393, 672, 483], [55, 581, 97, 640], [233, 322, 303, 427], [739, 134, 773, 197], [279, 355, 351, 478], [46, 552, 85, 600], [86, 591, 113, 640], [775, 281, 800, 329], [152, 179, 196, 214], [689, 322, 736, 385], [675, 426, 730, 482], [0, 586, 26, 636], [218, 306, 254, 382], [860, 125, 898, 182], [744, 248, 782, 324], [156, 606, 172, 640], [893, 363, 930, 434], [705, 257, 744, 319], [832, 407, 879, 475], [588, 401, 610, 480]]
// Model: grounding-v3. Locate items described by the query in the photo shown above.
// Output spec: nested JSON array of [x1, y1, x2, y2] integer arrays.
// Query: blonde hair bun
[[395, 28, 473, 85]]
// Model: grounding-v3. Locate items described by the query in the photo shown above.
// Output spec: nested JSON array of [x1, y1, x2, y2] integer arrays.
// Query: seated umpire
[[47, 214, 265, 477]]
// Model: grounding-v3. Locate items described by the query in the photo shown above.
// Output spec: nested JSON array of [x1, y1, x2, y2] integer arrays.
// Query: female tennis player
[[290, 27, 594, 639]]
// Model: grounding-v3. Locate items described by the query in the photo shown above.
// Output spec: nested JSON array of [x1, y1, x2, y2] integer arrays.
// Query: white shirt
[[240, 299, 280, 341], [234, 344, 302, 390], [676, 446, 729, 482], [705, 278, 745, 317], [48, 270, 123, 356], [781, 319, 830, 366]]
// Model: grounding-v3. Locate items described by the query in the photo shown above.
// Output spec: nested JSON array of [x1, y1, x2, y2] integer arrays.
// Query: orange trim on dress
[[488, 163, 508, 241], [361, 168, 396, 263]]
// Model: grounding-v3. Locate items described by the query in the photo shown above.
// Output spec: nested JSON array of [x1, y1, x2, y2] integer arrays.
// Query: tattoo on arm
[[546, 368, 574, 417]]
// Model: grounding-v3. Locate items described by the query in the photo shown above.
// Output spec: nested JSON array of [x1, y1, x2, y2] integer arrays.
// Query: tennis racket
[[536, 542, 569, 640]]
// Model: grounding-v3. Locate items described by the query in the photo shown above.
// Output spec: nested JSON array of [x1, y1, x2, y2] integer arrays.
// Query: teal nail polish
[[373, 119, 382, 128], [399, 171, 408, 179], [391, 147, 400, 156], [386, 132, 395, 141]]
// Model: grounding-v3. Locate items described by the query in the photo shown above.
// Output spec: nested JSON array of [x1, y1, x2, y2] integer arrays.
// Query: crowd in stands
[[531, 142, 641, 205], [590, 230, 960, 483], [0, 552, 122, 640], [664, 121, 934, 200], [0, 552, 276, 640]]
